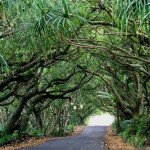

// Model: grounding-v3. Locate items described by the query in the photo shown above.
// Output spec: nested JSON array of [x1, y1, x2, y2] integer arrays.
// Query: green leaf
[[0, 54, 9, 73], [62, 0, 69, 18]]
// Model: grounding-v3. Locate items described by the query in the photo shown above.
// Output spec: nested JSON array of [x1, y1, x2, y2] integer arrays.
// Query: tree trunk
[[33, 109, 43, 130], [3, 99, 25, 135], [116, 103, 121, 133]]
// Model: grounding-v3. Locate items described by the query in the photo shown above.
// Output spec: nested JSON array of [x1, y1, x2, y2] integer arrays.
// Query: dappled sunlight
[[87, 113, 115, 126]]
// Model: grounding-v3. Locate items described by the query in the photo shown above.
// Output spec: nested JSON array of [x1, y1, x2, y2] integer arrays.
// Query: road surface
[[23, 126, 106, 150]]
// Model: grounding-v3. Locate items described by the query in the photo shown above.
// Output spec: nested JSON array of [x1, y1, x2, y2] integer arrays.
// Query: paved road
[[23, 126, 106, 150]]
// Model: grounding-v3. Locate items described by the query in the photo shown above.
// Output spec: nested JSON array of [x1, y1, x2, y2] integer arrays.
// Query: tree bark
[[3, 99, 26, 135]]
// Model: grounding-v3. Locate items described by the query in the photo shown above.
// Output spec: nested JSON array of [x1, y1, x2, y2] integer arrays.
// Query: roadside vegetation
[[0, 0, 150, 148]]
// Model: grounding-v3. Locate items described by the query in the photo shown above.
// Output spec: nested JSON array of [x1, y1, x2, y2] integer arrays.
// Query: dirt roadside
[[105, 126, 150, 150]]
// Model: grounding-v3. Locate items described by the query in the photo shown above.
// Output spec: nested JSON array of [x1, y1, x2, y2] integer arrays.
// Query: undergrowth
[[113, 115, 150, 148]]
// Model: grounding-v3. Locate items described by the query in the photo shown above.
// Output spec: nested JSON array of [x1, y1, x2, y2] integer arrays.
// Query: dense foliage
[[0, 0, 150, 148]]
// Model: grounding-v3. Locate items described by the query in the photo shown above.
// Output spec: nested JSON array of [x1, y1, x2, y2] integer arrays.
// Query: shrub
[[0, 134, 12, 146], [30, 129, 44, 137], [117, 116, 150, 148], [66, 124, 74, 132]]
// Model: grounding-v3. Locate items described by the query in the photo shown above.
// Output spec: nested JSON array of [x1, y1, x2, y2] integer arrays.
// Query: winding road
[[23, 126, 106, 150]]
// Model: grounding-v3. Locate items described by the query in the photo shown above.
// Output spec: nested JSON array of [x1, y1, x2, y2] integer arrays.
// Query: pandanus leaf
[[62, 0, 69, 18], [0, 54, 9, 73], [97, 91, 112, 100]]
